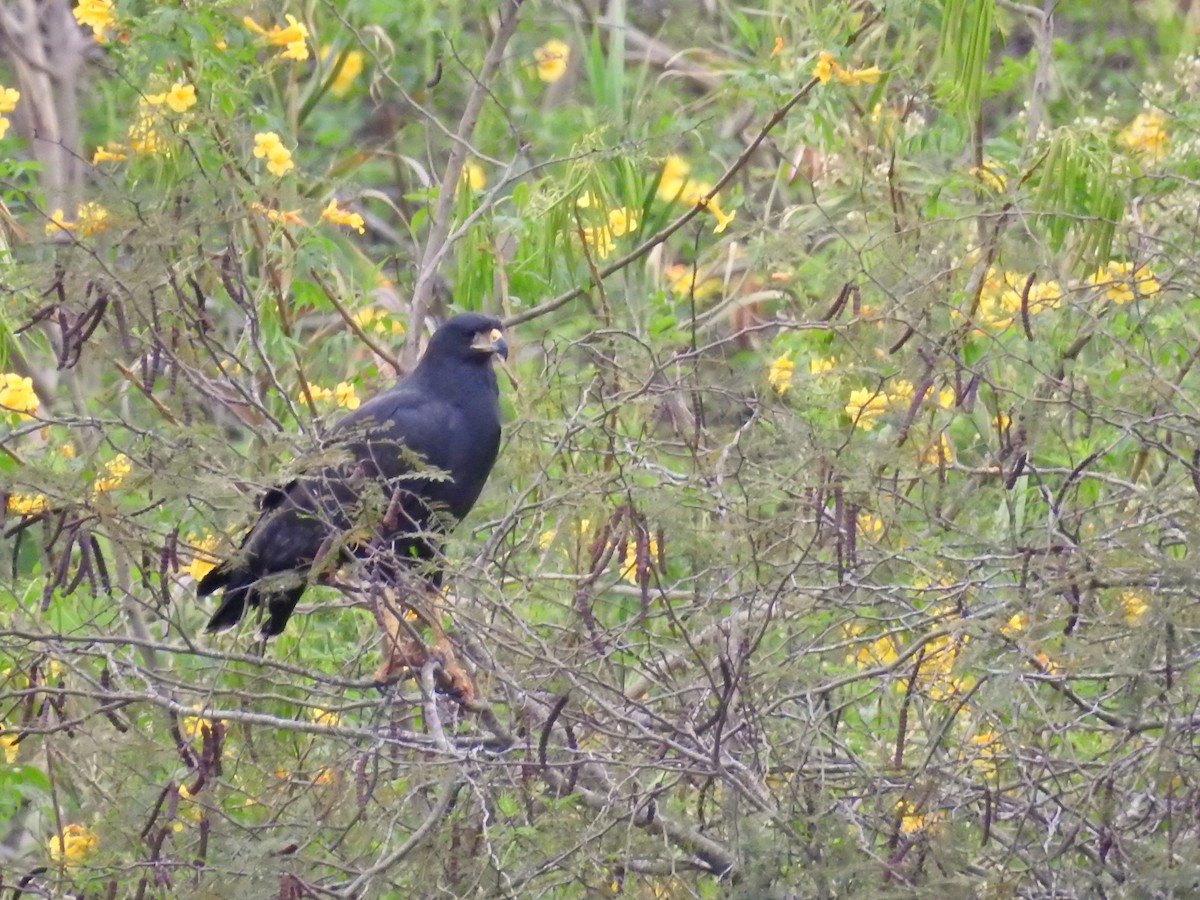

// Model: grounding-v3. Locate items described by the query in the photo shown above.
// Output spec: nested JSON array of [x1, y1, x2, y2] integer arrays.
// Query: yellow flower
[[897, 800, 941, 834], [320, 45, 365, 96], [534, 39, 570, 82], [1035, 652, 1062, 676], [767, 353, 794, 394], [1088, 261, 1160, 304], [92, 142, 127, 163], [309, 707, 342, 727], [352, 307, 405, 336], [1001, 612, 1027, 635], [665, 264, 722, 300], [845, 379, 914, 429], [846, 388, 888, 428], [93, 454, 131, 493], [771, 36, 784, 58], [250, 201, 305, 225], [128, 115, 164, 155], [657, 156, 736, 233], [970, 161, 1007, 193], [537, 528, 557, 549], [48, 824, 97, 864], [812, 50, 837, 83], [575, 190, 599, 208], [183, 533, 220, 581], [244, 14, 310, 61], [857, 512, 884, 538], [966, 731, 1004, 775], [0, 86, 19, 114], [182, 706, 215, 740], [813, 51, 881, 86], [165, 82, 197, 113], [73, 0, 114, 41], [461, 161, 487, 192], [0, 727, 17, 764], [809, 357, 835, 375], [847, 630, 899, 668], [620, 535, 660, 583], [301, 384, 335, 404], [253, 132, 294, 176], [581, 225, 615, 259], [1120, 109, 1169, 160], [923, 432, 954, 465], [709, 202, 736, 234], [76, 202, 108, 236], [658, 155, 691, 198], [1120, 590, 1149, 623], [45, 208, 75, 236], [607, 207, 639, 237], [0, 372, 39, 415], [334, 381, 360, 410], [7, 492, 47, 516], [321, 198, 365, 234], [837, 65, 882, 86]]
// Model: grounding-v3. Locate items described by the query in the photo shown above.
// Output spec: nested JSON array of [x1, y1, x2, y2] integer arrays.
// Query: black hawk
[[197, 313, 507, 697]]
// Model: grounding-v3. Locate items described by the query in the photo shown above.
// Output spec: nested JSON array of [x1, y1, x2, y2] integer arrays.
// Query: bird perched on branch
[[197, 313, 508, 699]]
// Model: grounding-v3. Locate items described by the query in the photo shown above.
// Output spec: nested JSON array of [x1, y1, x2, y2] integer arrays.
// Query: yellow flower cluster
[[182, 706, 215, 741], [0, 725, 16, 764], [92, 142, 127, 163], [767, 353, 794, 394], [664, 264, 723, 300], [970, 160, 1007, 193], [253, 132, 294, 176], [92, 454, 131, 493], [250, 201, 305, 225], [534, 39, 570, 82], [1087, 260, 1160, 303], [320, 45, 365, 96], [45, 202, 109, 237], [621, 535, 660, 584], [845, 380, 913, 429], [1119, 590, 1149, 623], [0, 372, 39, 416], [537, 518, 591, 550], [1120, 109, 1168, 160], [1000, 612, 1027, 636], [244, 14, 310, 61], [961, 268, 1063, 333], [6, 492, 47, 516], [48, 824, 97, 865], [843, 623, 899, 668], [901, 628, 972, 699], [352, 307, 405, 336], [578, 204, 640, 260], [73, 0, 114, 42], [0, 85, 19, 140], [321, 198, 365, 234], [658, 156, 736, 233], [857, 511, 884, 538], [812, 51, 882, 86], [309, 706, 342, 727], [964, 730, 1005, 777], [460, 161, 487, 192], [183, 533, 221, 581], [301, 382, 361, 410], [896, 799, 942, 834]]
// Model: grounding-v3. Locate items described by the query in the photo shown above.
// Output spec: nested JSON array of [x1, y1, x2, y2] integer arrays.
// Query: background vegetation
[[1, 0, 1199, 896]]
